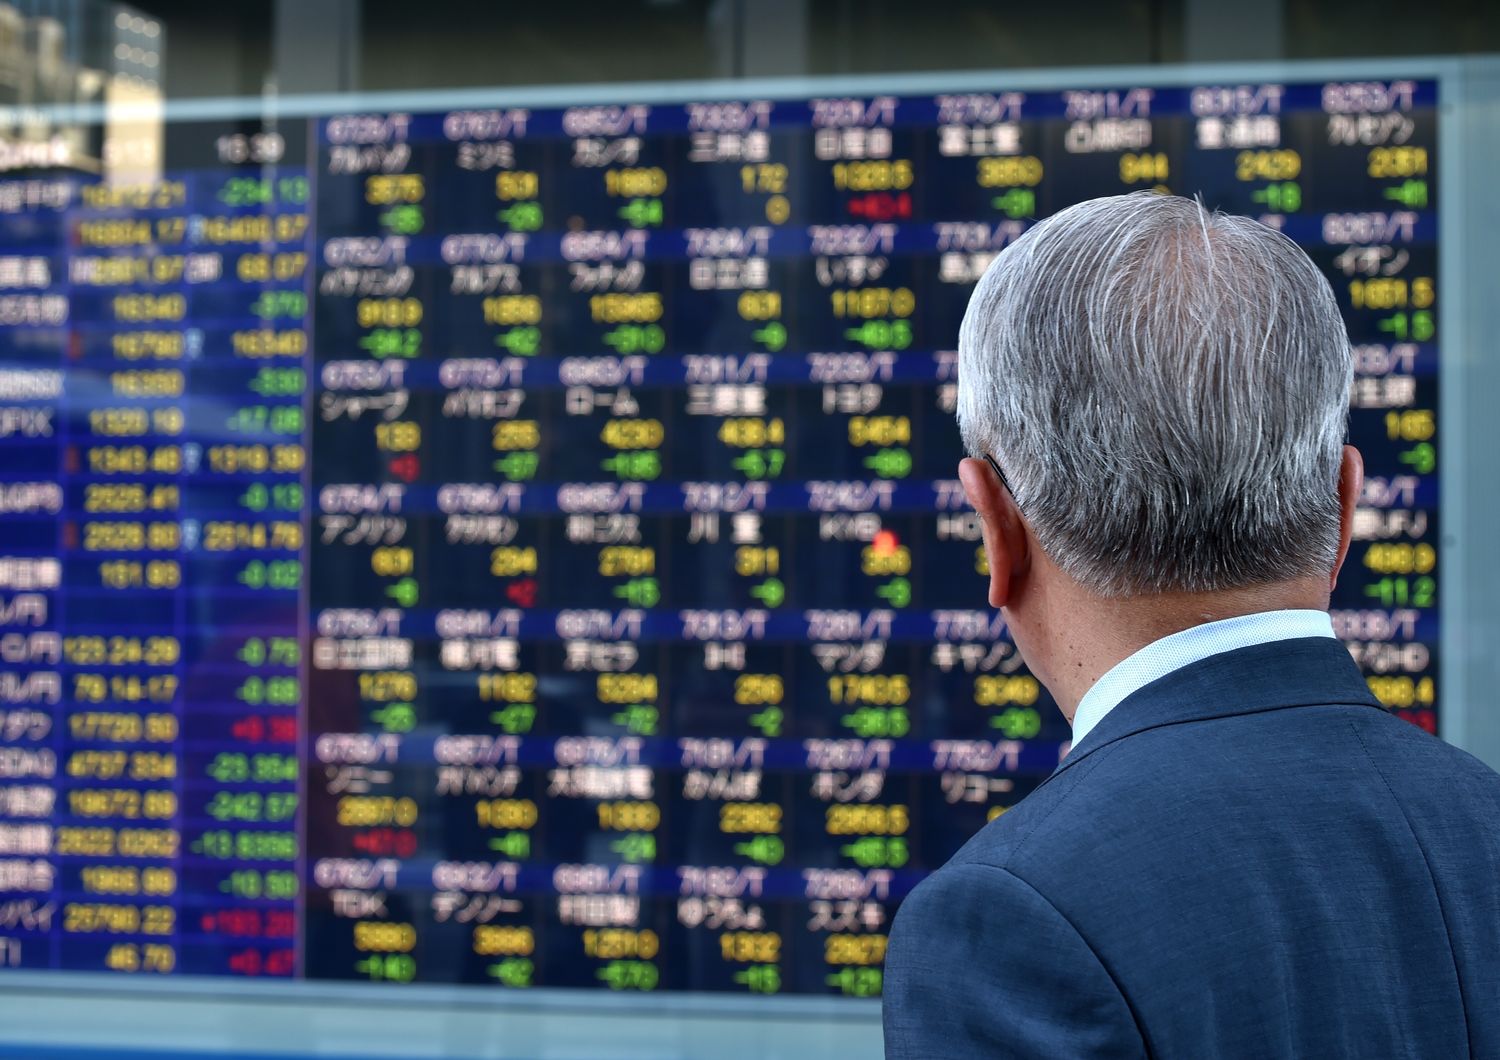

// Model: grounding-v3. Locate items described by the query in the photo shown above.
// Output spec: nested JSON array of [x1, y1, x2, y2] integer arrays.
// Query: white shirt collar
[[1069, 609, 1337, 747]]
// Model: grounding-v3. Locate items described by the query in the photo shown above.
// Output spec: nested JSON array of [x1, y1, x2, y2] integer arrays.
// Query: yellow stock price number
[[232, 330, 305, 357], [824, 934, 888, 965], [583, 929, 658, 959], [64, 904, 174, 935], [371, 547, 413, 577], [1350, 277, 1433, 311], [474, 926, 534, 956], [741, 163, 787, 193], [89, 445, 181, 474], [207, 444, 304, 473], [237, 252, 307, 282], [482, 295, 542, 325], [831, 287, 914, 319], [337, 797, 418, 827], [492, 421, 541, 450], [354, 922, 417, 952], [55, 826, 179, 857], [360, 671, 417, 701], [495, 171, 540, 200], [72, 673, 178, 704], [861, 544, 911, 576], [832, 160, 914, 191], [719, 803, 781, 834], [826, 804, 909, 835], [1368, 675, 1435, 709], [68, 711, 178, 740], [104, 943, 176, 974], [604, 168, 667, 197], [475, 799, 539, 829], [69, 789, 177, 819], [375, 422, 420, 451], [734, 546, 779, 576], [112, 294, 185, 322], [65, 637, 180, 665], [737, 291, 781, 320], [1364, 542, 1436, 575], [358, 298, 422, 328], [848, 415, 910, 446], [83, 522, 181, 551], [1235, 150, 1302, 181], [80, 866, 177, 897], [84, 485, 179, 513], [1119, 153, 1169, 183], [82, 181, 186, 209], [200, 214, 307, 243], [478, 673, 537, 701], [204, 522, 302, 551], [113, 332, 183, 360], [110, 370, 184, 397], [720, 932, 781, 962], [974, 675, 1041, 706], [490, 546, 538, 577], [85, 408, 146, 437], [98, 560, 181, 590], [734, 674, 783, 705], [89, 407, 183, 437], [597, 801, 660, 831], [86, 253, 192, 285], [1385, 409, 1435, 442], [599, 547, 655, 576], [77, 219, 174, 246], [55, 828, 117, 856], [600, 419, 663, 449], [597, 674, 658, 703], [365, 174, 425, 204], [1368, 146, 1428, 179], [828, 674, 909, 705], [590, 293, 662, 323], [718, 418, 784, 448], [977, 156, 1044, 187], [66, 749, 172, 780]]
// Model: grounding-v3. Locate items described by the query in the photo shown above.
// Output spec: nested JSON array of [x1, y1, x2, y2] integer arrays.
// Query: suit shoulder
[[1347, 706, 1500, 808], [1353, 707, 1500, 778]]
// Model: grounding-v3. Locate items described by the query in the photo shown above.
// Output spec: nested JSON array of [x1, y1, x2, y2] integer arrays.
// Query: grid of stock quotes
[[0, 77, 1438, 994]]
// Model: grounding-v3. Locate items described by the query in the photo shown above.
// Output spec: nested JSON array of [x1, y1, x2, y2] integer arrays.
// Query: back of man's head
[[957, 191, 1353, 598]]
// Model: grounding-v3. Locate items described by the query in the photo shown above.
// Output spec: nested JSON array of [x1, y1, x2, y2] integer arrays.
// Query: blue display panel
[[0, 77, 1437, 994]]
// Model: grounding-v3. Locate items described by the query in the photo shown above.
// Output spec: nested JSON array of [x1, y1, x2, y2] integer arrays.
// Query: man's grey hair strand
[[956, 191, 1352, 597]]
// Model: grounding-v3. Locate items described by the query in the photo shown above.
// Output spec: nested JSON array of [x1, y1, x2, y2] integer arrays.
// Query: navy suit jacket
[[884, 637, 1500, 1058]]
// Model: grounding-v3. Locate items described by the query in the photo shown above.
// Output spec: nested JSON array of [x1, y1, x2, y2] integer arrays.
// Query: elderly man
[[883, 192, 1500, 1058]]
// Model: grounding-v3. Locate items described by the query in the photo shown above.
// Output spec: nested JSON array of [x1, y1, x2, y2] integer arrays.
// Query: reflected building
[[0, 0, 163, 179]]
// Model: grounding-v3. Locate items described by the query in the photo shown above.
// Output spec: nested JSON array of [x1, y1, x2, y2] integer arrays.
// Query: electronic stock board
[[0, 74, 1438, 996]]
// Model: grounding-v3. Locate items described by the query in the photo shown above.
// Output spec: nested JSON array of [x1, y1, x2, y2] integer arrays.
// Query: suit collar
[[1048, 637, 1385, 782]]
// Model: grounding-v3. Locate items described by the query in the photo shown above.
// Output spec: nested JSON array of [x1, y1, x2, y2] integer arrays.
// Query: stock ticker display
[[0, 77, 1438, 994]]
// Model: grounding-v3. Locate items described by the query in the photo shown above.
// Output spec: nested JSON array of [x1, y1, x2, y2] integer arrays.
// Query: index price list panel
[[0, 76, 1439, 995]]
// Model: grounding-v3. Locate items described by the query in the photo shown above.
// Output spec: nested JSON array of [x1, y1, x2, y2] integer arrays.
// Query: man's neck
[[1029, 576, 1333, 723]]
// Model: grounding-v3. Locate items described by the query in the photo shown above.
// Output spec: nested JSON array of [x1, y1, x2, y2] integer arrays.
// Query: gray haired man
[[883, 192, 1500, 1059]]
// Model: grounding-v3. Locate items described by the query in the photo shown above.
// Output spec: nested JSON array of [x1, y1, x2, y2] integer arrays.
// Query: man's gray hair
[[957, 191, 1352, 597]]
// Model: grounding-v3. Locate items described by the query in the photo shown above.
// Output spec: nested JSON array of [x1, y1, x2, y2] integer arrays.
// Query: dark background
[[100, 1, 1500, 99]]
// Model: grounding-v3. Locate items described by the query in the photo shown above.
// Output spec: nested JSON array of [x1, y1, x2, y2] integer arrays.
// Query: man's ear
[[958, 456, 1029, 609], [1330, 444, 1364, 590]]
